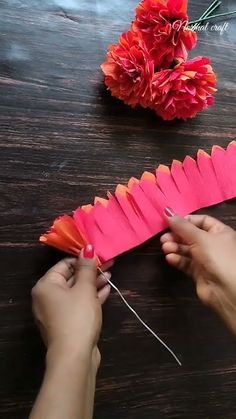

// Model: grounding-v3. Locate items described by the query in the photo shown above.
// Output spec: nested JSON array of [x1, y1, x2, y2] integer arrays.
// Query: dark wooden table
[[0, 1, 236, 418]]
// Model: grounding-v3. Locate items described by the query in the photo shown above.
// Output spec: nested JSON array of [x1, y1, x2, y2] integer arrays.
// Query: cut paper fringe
[[40, 141, 236, 265]]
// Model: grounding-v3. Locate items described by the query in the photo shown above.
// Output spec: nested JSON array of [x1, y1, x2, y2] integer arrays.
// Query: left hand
[[31, 245, 113, 370]]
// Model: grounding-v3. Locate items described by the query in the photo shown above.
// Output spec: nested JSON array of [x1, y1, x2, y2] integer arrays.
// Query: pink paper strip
[[40, 141, 236, 264]]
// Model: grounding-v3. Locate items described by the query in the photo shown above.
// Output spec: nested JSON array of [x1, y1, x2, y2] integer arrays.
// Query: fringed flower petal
[[40, 215, 88, 256], [101, 31, 154, 108], [150, 57, 217, 120], [133, 0, 197, 69]]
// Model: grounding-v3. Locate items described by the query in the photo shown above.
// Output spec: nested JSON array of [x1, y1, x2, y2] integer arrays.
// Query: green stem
[[189, 10, 236, 25], [200, 0, 221, 20]]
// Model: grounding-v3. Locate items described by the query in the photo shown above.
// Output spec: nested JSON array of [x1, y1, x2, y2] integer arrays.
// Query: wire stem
[[189, 10, 236, 25], [98, 268, 182, 366], [199, 0, 221, 20]]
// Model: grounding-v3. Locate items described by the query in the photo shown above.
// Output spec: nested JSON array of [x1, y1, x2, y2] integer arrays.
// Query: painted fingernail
[[164, 207, 176, 217], [84, 244, 94, 259]]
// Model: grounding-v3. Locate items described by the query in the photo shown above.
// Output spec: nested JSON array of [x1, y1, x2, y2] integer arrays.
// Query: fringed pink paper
[[40, 141, 236, 264]]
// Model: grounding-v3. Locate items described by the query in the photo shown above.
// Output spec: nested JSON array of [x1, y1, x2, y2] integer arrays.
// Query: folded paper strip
[[40, 142, 236, 265]]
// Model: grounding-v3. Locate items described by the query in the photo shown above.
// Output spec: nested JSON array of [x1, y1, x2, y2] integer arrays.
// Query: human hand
[[30, 245, 113, 419], [32, 245, 113, 369], [161, 209, 236, 336]]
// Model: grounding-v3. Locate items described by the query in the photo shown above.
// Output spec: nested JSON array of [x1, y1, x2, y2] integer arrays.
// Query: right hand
[[161, 212, 236, 336]]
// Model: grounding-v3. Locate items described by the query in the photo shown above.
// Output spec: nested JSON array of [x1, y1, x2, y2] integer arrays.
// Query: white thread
[[98, 268, 182, 366]]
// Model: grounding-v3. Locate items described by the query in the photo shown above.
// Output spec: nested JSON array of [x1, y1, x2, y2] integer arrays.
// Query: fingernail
[[84, 244, 94, 259], [164, 207, 176, 217]]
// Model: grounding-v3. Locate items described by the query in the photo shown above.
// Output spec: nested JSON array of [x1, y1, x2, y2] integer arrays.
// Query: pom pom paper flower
[[101, 0, 217, 121], [132, 0, 197, 69], [151, 57, 217, 120], [101, 31, 154, 108]]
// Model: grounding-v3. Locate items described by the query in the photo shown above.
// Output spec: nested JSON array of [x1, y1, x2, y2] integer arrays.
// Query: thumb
[[167, 215, 205, 246], [74, 244, 97, 294]]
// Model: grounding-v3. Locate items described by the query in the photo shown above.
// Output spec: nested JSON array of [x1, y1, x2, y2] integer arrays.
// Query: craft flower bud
[[132, 0, 197, 69], [40, 215, 88, 255], [101, 30, 154, 108], [150, 57, 217, 120]]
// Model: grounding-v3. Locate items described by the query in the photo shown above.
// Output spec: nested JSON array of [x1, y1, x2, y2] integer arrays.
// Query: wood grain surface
[[0, 0, 236, 418]]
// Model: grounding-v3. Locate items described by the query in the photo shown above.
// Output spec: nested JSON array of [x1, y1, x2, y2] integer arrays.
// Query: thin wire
[[199, 0, 221, 21], [98, 268, 182, 366], [189, 10, 236, 25]]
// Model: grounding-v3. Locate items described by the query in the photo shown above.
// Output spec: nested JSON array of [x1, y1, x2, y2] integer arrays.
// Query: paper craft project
[[101, 0, 217, 120], [40, 141, 236, 264]]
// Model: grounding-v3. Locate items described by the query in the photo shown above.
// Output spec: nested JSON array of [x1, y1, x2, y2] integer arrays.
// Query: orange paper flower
[[150, 57, 217, 120], [40, 215, 88, 256], [133, 0, 197, 69], [101, 31, 154, 108]]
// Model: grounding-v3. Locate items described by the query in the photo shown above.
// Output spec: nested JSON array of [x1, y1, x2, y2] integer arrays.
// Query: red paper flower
[[133, 0, 197, 69], [101, 31, 154, 108], [150, 57, 217, 120]]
